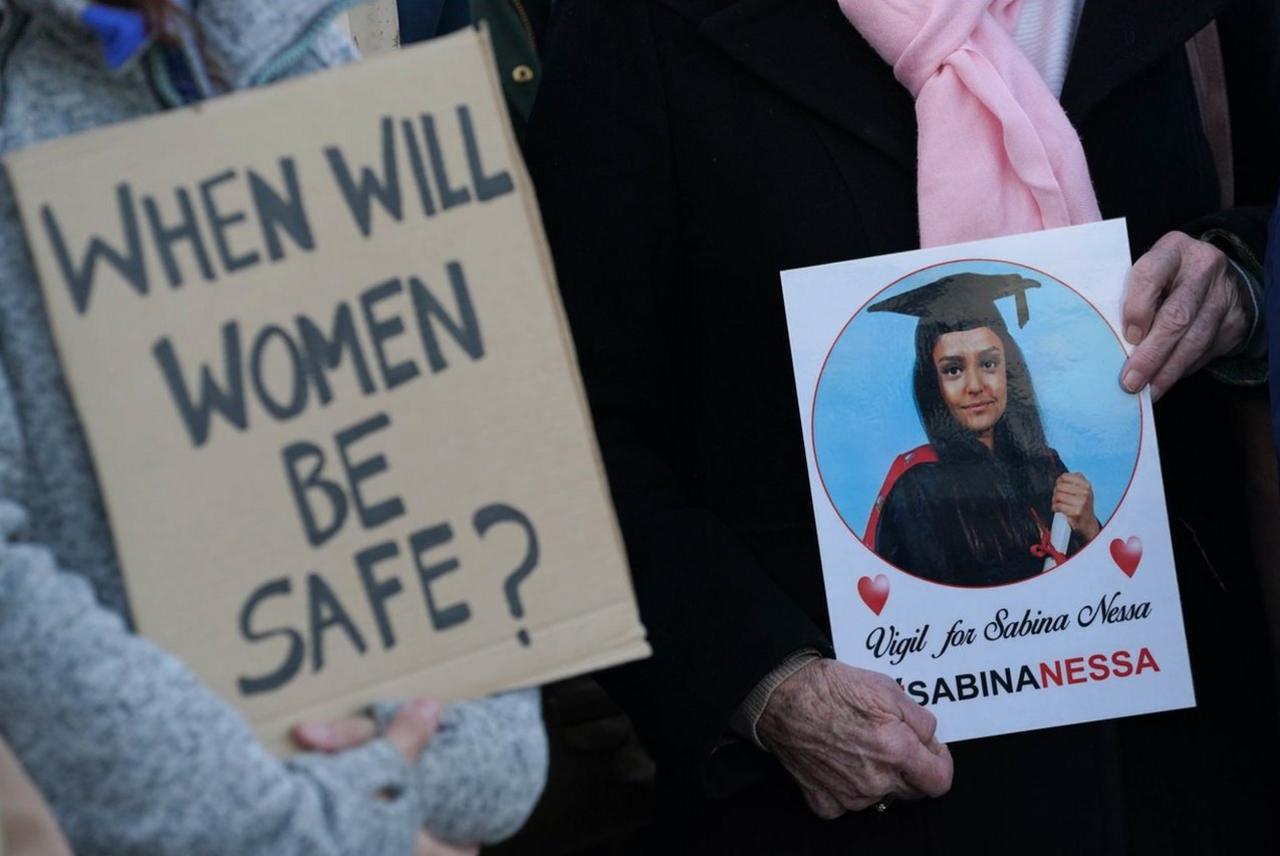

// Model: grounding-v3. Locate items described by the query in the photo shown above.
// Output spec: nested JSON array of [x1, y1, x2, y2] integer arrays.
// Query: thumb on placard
[[385, 698, 442, 761]]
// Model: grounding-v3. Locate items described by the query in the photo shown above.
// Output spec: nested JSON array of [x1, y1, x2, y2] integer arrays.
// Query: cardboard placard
[[5, 30, 648, 752], [781, 221, 1194, 741]]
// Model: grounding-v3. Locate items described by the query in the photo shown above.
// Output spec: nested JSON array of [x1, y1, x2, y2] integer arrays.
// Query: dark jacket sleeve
[[1180, 1, 1279, 249], [1220, 0, 1280, 213], [525, 0, 832, 782], [1176, 2, 1279, 382]]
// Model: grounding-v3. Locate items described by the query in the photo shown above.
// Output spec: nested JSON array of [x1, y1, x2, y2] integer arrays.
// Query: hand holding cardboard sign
[[293, 700, 478, 855], [1120, 232, 1251, 400], [293, 697, 441, 759], [757, 659, 953, 818]]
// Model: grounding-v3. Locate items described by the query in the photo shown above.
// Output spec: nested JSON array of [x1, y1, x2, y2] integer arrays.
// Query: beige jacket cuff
[[728, 649, 823, 750]]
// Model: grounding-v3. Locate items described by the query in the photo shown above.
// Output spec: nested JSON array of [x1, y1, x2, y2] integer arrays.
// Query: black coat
[[527, 1, 1280, 852]]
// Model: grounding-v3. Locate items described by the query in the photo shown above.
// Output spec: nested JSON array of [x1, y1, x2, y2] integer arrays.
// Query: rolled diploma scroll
[[1042, 512, 1072, 572]]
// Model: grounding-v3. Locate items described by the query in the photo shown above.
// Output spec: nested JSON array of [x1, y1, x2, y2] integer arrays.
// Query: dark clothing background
[[1269, 199, 1280, 456], [396, 0, 473, 42], [528, 0, 1280, 852], [395, 0, 550, 140]]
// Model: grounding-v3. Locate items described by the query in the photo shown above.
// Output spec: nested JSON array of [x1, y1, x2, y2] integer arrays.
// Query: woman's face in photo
[[931, 326, 1008, 438]]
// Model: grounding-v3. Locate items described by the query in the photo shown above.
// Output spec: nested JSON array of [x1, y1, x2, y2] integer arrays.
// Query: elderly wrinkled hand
[[1119, 232, 1252, 401], [756, 659, 953, 819]]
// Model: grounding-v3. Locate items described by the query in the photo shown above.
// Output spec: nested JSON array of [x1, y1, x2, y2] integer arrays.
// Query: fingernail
[[297, 723, 332, 744], [409, 699, 441, 719], [1121, 370, 1143, 392], [1124, 325, 1141, 345]]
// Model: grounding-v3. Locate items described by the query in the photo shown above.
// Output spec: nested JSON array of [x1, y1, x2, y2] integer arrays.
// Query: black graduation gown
[[874, 448, 1079, 586]]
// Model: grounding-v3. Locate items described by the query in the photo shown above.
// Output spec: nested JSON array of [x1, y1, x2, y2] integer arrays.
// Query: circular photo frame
[[812, 259, 1142, 589]]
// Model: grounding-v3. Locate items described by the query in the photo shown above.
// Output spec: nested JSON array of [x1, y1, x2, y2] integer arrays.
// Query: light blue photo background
[[813, 260, 1141, 540]]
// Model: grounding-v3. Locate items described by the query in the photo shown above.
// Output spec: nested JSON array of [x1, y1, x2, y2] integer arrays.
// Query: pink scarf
[[838, 0, 1101, 247]]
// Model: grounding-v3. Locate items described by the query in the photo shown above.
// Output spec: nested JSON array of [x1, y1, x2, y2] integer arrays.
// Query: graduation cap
[[868, 272, 1041, 328]]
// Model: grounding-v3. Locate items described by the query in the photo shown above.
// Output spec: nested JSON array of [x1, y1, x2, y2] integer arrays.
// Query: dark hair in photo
[[911, 314, 1060, 566]]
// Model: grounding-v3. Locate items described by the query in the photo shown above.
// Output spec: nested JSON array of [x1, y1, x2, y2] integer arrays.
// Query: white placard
[[782, 220, 1194, 742]]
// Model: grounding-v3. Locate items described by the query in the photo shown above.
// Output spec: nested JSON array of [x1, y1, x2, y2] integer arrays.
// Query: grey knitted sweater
[[0, 0, 547, 853]]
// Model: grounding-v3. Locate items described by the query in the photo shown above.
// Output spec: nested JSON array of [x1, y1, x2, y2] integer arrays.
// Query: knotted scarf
[[837, 0, 1100, 247]]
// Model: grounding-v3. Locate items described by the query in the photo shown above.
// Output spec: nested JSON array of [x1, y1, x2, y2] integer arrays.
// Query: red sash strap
[[864, 444, 938, 550], [1028, 508, 1068, 565]]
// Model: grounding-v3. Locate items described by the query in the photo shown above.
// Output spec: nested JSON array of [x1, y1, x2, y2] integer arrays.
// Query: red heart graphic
[[1109, 537, 1142, 577], [858, 574, 890, 616]]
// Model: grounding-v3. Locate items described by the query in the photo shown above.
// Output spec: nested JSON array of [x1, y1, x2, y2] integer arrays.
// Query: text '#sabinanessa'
[[898, 647, 1161, 707]]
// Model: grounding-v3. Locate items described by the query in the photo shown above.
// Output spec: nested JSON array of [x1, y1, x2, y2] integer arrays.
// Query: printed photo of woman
[[863, 272, 1100, 586]]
